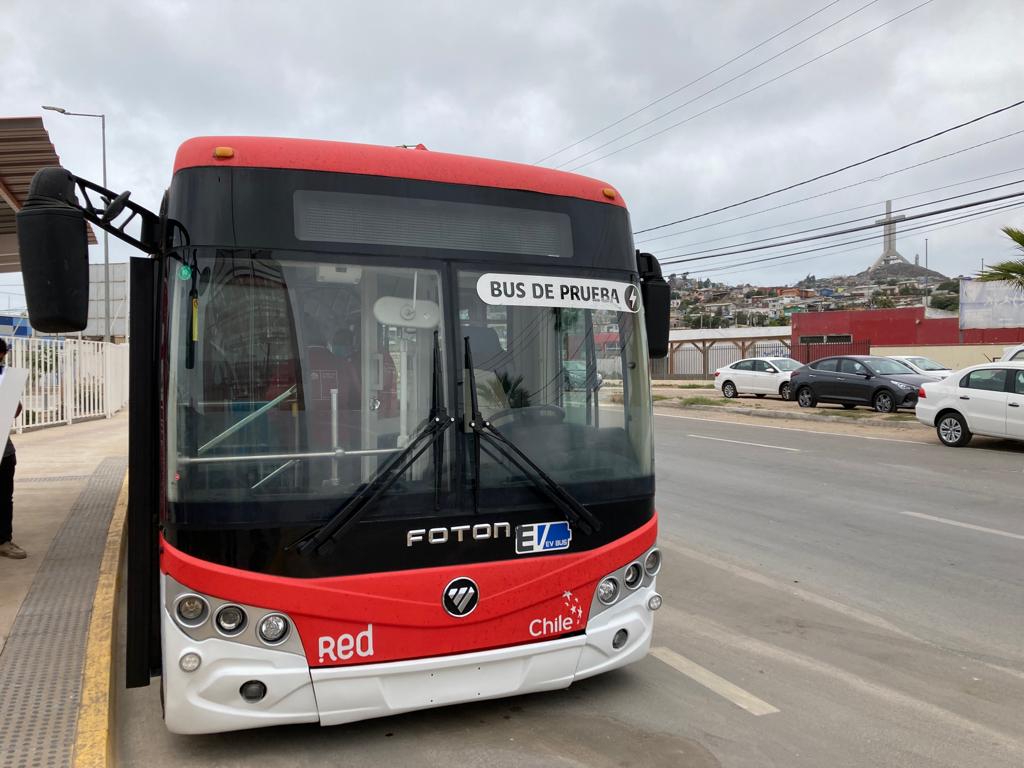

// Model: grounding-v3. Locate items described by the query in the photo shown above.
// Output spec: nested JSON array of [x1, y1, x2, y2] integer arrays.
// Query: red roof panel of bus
[[173, 136, 626, 208]]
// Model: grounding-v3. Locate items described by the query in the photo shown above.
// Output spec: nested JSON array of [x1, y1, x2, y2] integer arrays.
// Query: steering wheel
[[486, 404, 566, 426]]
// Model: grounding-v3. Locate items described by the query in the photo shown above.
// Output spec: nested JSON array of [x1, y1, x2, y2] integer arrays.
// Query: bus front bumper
[[160, 580, 657, 734]]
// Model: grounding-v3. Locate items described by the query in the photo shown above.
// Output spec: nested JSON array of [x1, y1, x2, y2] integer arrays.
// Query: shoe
[[0, 541, 27, 559]]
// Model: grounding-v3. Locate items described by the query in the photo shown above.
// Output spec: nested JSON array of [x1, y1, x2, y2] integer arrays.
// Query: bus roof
[[173, 136, 626, 208]]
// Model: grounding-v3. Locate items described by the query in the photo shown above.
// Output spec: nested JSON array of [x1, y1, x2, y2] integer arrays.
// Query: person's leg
[[0, 453, 13, 544]]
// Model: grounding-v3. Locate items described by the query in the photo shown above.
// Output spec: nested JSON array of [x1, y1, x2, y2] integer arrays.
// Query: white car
[[714, 357, 802, 401], [1001, 343, 1024, 362], [888, 355, 952, 379], [916, 361, 1024, 447]]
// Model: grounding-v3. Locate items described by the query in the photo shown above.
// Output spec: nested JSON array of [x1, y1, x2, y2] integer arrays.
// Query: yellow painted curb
[[72, 473, 128, 768]]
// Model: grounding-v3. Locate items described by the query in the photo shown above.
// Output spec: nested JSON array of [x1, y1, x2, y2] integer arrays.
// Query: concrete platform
[[0, 414, 128, 768]]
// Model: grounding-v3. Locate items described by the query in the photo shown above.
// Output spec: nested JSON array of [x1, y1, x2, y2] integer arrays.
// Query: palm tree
[[977, 227, 1024, 290]]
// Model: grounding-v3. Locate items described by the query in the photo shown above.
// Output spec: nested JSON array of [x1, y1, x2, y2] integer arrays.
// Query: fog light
[[240, 680, 267, 703], [623, 562, 643, 590], [179, 652, 201, 673], [612, 629, 629, 649], [258, 614, 289, 644], [176, 595, 208, 625], [215, 605, 247, 635], [644, 548, 662, 576], [597, 578, 620, 605], [648, 593, 663, 611]]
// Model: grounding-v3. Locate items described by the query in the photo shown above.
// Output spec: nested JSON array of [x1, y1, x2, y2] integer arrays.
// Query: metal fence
[[789, 339, 871, 364], [649, 341, 792, 380], [3, 337, 129, 431]]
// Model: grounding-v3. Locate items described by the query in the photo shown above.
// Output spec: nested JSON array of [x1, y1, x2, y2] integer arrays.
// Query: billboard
[[959, 278, 1024, 329]]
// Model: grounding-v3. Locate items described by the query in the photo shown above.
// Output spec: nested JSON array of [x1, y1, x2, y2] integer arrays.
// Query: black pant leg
[[0, 453, 15, 543]]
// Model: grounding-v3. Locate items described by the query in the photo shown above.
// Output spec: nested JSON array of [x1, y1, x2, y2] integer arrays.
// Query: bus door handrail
[[197, 385, 297, 455], [179, 446, 401, 465]]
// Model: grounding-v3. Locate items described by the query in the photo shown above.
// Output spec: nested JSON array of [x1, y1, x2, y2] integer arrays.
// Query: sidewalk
[[0, 412, 128, 651], [0, 414, 127, 768]]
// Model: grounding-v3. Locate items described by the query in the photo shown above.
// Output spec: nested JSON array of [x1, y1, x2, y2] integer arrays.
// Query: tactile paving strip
[[0, 457, 127, 768], [18, 475, 92, 484]]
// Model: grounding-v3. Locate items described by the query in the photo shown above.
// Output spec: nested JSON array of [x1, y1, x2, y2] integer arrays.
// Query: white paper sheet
[[0, 368, 29, 448]]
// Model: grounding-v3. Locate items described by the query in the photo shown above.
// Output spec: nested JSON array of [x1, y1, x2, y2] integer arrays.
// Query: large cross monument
[[871, 200, 909, 270]]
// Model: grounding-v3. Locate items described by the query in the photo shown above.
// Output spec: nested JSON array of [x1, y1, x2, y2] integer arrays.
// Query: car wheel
[[797, 387, 817, 408], [755, 393, 766, 398], [842, 403, 857, 410], [722, 381, 737, 398], [936, 412, 972, 447], [873, 390, 896, 413], [779, 382, 792, 401]]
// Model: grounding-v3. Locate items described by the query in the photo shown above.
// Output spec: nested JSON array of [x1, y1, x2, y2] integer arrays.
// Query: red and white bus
[[17, 137, 670, 733]]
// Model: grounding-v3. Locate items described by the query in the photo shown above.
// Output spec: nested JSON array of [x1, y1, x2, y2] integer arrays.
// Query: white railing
[[3, 337, 129, 431]]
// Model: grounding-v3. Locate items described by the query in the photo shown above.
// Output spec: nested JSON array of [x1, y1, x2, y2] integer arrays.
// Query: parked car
[[1001, 343, 1024, 362], [916, 362, 1024, 446], [789, 355, 936, 413], [888, 355, 953, 379], [714, 357, 802, 400]]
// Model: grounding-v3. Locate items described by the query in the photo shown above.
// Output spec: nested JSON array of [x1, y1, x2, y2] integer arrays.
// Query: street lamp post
[[41, 105, 111, 343]]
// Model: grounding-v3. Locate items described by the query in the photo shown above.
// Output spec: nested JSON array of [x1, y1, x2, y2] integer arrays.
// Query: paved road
[[117, 411, 1024, 767]]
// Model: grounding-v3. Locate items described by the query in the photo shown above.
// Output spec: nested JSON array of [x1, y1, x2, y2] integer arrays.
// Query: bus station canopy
[[0, 116, 96, 274]]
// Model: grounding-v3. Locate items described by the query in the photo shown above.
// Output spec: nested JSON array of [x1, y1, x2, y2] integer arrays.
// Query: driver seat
[[462, 325, 510, 420]]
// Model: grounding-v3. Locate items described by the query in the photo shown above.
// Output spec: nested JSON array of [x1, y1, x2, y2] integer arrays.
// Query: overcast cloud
[[3, 0, 1024, 306]]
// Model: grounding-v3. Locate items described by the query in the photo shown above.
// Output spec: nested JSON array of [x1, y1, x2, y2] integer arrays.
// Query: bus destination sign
[[477, 273, 640, 314]]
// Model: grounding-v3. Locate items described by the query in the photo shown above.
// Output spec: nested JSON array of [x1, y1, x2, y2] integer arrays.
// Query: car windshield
[[164, 252, 653, 526], [865, 357, 917, 376], [907, 357, 948, 371], [770, 358, 801, 371]]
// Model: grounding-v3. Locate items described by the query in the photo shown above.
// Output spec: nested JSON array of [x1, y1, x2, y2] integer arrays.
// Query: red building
[[790, 306, 1024, 359]]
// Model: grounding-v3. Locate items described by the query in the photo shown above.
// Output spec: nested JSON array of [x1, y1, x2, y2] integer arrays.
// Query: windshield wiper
[[464, 337, 601, 536], [293, 332, 453, 556]]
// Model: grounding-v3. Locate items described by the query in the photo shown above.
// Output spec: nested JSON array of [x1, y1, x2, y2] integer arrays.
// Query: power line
[[566, 0, 936, 173], [635, 96, 1024, 236], [694, 200, 1024, 278], [533, 1, 844, 165], [660, 178, 1024, 260], [549, 0, 875, 169], [636, 129, 1024, 241], [676, 198, 1024, 277], [659, 190, 1024, 266]]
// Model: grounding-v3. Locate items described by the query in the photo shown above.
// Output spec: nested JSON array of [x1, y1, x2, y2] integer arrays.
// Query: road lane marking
[[687, 434, 800, 452], [898, 510, 1024, 541], [657, 606, 1024, 757], [654, 411, 925, 444], [650, 646, 780, 716], [657, 538, 915, 639]]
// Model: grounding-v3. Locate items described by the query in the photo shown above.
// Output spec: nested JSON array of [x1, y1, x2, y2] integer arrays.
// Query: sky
[[3, 0, 1024, 309]]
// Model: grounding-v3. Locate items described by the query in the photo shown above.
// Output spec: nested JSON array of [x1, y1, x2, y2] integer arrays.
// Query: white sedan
[[888, 355, 952, 379], [714, 357, 802, 400], [916, 362, 1024, 446]]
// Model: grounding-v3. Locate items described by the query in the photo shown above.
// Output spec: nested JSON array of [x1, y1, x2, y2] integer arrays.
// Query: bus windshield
[[166, 251, 653, 529]]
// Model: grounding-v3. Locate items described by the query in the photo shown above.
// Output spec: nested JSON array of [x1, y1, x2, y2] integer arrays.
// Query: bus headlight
[[175, 595, 209, 626], [258, 614, 290, 644], [597, 578, 620, 605], [644, 549, 662, 576], [215, 605, 247, 635], [623, 562, 643, 590]]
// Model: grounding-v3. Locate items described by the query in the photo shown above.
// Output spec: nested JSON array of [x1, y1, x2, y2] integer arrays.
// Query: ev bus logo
[[624, 284, 639, 312], [442, 577, 479, 617]]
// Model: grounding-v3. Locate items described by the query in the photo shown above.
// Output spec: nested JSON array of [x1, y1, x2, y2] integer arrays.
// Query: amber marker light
[[213, 146, 235, 159], [602, 187, 617, 200]]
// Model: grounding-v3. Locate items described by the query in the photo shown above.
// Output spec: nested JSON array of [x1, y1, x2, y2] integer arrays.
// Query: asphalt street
[[117, 409, 1024, 767]]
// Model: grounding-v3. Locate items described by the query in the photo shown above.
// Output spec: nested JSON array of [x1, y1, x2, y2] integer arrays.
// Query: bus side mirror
[[16, 168, 90, 332], [636, 251, 670, 358]]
